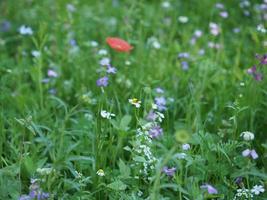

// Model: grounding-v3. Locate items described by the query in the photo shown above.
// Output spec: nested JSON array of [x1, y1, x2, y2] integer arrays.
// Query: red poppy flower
[[106, 37, 133, 52]]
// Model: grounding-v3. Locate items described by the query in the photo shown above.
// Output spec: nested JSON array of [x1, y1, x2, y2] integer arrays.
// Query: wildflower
[[146, 110, 157, 121], [48, 88, 57, 95], [182, 143, 190, 151], [96, 169, 105, 176], [19, 25, 33, 35], [256, 54, 267, 65], [181, 61, 189, 71], [90, 41, 98, 47], [178, 52, 190, 59], [69, 39, 77, 47], [200, 184, 218, 194], [162, 166, 176, 177], [234, 177, 243, 186], [106, 66, 117, 74], [148, 125, 163, 138], [99, 57, 110, 66], [194, 30, 203, 38], [240, 131, 254, 141], [125, 60, 131, 65], [96, 76, 109, 87], [129, 98, 141, 108], [215, 3, 224, 9], [220, 11, 228, 18], [154, 96, 167, 111], [251, 185, 265, 195], [19, 179, 49, 200], [233, 28, 241, 33], [162, 1, 171, 8], [31, 50, 41, 58], [106, 37, 133, 52], [209, 22, 220, 36], [247, 66, 256, 74], [155, 87, 164, 94], [178, 16, 189, 23], [98, 49, 108, 55], [233, 188, 253, 200], [47, 69, 58, 78], [0, 20, 11, 32], [257, 24, 266, 33], [66, 3, 76, 12], [242, 149, 259, 159], [198, 49, 205, 55], [100, 110, 115, 119]]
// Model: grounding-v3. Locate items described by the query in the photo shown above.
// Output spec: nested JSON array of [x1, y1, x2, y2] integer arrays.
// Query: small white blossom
[[90, 41, 98, 47], [251, 185, 265, 195], [19, 25, 33, 35], [98, 49, 108, 55], [240, 131, 254, 141], [182, 143, 191, 151], [31, 50, 41, 57], [100, 110, 115, 119], [178, 16, 189, 23], [162, 1, 171, 9]]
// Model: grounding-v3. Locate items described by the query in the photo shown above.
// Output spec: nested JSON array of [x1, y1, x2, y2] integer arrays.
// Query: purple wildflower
[[200, 184, 218, 194], [0, 20, 11, 32], [47, 69, 58, 78], [149, 125, 163, 138], [242, 149, 258, 159], [234, 177, 243, 186], [41, 78, 50, 84], [247, 66, 257, 74], [19, 195, 31, 200], [155, 87, 164, 94], [254, 73, 263, 81], [146, 110, 157, 121], [96, 76, 109, 87], [182, 143, 190, 151], [99, 57, 110, 66], [69, 39, 77, 47], [181, 61, 189, 71], [220, 11, 228, 18], [106, 66, 117, 74], [154, 96, 167, 111], [178, 52, 190, 59], [162, 166, 176, 177], [256, 54, 267, 65]]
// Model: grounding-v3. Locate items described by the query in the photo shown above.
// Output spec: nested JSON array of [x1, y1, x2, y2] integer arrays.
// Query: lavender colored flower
[[96, 76, 109, 87], [146, 110, 157, 121], [106, 66, 117, 74], [247, 66, 257, 74], [220, 11, 228, 18], [181, 61, 189, 71], [209, 22, 220, 36], [41, 78, 50, 84], [254, 73, 263, 81], [242, 149, 258, 159], [149, 125, 163, 138], [0, 20, 11, 32], [154, 96, 167, 111], [19, 195, 31, 200], [178, 52, 190, 59], [155, 87, 164, 94], [48, 88, 57, 95], [162, 166, 176, 177], [69, 39, 77, 47], [200, 184, 218, 194], [182, 143, 190, 150], [99, 57, 110, 66], [47, 69, 58, 78]]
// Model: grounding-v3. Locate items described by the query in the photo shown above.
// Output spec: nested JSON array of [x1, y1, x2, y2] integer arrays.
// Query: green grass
[[0, 0, 267, 199]]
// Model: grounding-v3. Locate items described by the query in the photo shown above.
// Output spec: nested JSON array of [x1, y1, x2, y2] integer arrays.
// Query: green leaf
[[107, 180, 127, 191], [119, 159, 130, 178], [133, 156, 146, 163], [119, 115, 132, 131]]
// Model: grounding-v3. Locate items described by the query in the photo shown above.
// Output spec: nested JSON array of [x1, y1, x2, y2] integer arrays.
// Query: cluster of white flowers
[[36, 167, 54, 175], [233, 185, 265, 199], [257, 24, 266, 33], [233, 188, 253, 200], [133, 128, 157, 175]]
